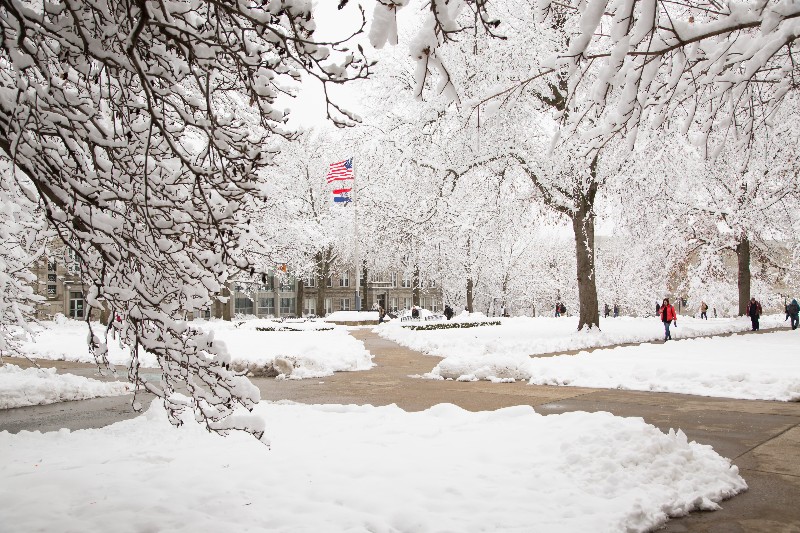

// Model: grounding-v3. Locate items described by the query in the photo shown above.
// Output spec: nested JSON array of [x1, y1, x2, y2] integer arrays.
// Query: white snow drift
[[0, 401, 746, 532], [0, 364, 131, 409]]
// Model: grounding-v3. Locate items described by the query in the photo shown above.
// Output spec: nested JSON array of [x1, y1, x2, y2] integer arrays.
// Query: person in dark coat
[[378, 306, 386, 324], [604, 304, 610, 318], [787, 299, 799, 330], [444, 305, 454, 321], [655, 300, 661, 316], [700, 301, 708, 320], [613, 304, 619, 318], [746, 297, 762, 331], [659, 297, 677, 341]]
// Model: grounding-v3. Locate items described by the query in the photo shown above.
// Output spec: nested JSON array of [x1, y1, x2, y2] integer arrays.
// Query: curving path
[[2, 329, 799, 532]]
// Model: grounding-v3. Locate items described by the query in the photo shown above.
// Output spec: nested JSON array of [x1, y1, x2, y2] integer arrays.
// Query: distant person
[[655, 300, 661, 316], [713, 307, 717, 318], [604, 304, 610, 318], [378, 306, 386, 324], [746, 297, 762, 331], [411, 305, 420, 319], [555, 302, 561, 317], [613, 304, 619, 318], [444, 305, 454, 321], [787, 299, 799, 330], [700, 301, 708, 320], [659, 297, 677, 341]]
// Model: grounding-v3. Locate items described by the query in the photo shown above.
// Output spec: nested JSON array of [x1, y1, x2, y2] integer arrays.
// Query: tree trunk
[[412, 266, 421, 307], [362, 262, 369, 311], [736, 236, 751, 316], [295, 275, 304, 317], [466, 277, 474, 313], [315, 249, 329, 317], [572, 203, 599, 330]]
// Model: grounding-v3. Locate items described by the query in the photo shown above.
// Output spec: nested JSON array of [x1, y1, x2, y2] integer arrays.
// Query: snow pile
[[322, 310, 380, 322], [431, 331, 800, 401], [0, 364, 131, 409], [16, 319, 374, 379], [0, 402, 746, 532], [379, 314, 789, 359]]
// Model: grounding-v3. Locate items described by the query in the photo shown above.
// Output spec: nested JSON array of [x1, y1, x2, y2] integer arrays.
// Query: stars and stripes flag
[[326, 158, 353, 183], [327, 158, 354, 204]]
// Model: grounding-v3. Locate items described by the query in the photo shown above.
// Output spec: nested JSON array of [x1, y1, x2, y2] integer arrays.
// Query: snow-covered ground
[[0, 364, 131, 409], [384, 315, 800, 401], [0, 401, 746, 532], [13, 318, 373, 379], [378, 313, 790, 359]]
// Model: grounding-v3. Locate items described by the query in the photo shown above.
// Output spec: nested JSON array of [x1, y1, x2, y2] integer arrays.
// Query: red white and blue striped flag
[[326, 158, 354, 183], [328, 158, 353, 203]]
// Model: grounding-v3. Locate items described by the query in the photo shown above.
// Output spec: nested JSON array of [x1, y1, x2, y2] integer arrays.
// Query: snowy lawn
[[14, 318, 373, 379], [425, 330, 800, 401], [0, 364, 131, 409], [378, 313, 790, 359], [0, 402, 746, 532]]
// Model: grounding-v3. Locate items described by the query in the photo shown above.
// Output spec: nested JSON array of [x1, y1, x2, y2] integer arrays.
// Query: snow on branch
[[536, 0, 800, 151], [0, 0, 370, 440]]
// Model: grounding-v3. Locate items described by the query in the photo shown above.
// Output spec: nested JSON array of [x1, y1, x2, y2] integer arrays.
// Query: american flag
[[326, 158, 354, 183]]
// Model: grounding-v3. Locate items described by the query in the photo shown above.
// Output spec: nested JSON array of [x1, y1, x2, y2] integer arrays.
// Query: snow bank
[[322, 310, 380, 322], [16, 319, 374, 379], [379, 314, 789, 359], [430, 330, 800, 401], [0, 364, 131, 409], [0, 402, 746, 532]]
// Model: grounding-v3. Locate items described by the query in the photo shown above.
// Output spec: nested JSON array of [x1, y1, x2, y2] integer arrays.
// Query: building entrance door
[[377, 294, 386, 312]]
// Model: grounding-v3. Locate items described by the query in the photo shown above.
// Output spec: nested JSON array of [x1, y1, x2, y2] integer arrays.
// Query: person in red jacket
[[660, 297, 677, 341]]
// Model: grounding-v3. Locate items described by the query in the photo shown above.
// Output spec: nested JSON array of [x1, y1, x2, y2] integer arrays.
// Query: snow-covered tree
[[0, 159, 47, 357], [0, 0, 371, 438], [534, 0, 800, 151]]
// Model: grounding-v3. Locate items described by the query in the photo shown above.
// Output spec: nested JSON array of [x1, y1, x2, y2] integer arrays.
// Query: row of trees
[[0, 0, 798, 437]]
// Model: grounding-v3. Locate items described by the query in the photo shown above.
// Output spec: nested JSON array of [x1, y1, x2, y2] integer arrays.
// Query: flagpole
[[352, 157, 361, 312]]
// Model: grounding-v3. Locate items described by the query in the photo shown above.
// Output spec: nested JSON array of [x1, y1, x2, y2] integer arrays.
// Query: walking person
[[746, 297, 762, 331], [444, 304, 454, 321], [604, 303, 610, 318], [555, 302, 561, 317], [787, 298, 799, 331], [659, 298, 677, 341], [378, 306, 386, 324], [613, 304, 619, 318], [700, 301, 708, 320]]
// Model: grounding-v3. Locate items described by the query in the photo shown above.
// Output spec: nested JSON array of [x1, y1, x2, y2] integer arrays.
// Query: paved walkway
[[2, 329, 799, 532]]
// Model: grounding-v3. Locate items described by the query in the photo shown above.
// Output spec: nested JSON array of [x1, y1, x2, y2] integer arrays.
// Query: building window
[[303, 298, 316, 316], [47, 285, 57, 297], [280, 297, 295, 315], [66, 249, 80, 274], [258, 297, 275, 316], [401, 273, 412, 288], [324, 298, 332, 314], [260, 275, 273, 291], [339, 298, 350, 311], [429, 280, 436, 288], [47, 273, 57, 282], [390, 272, 397, 288], [326, 276, 333, 287], [47, 260, 56, 272], [235, 297, 254, 316], [68, 291, 84, 319], [432, 301, 439, 313], [390, 297, 398, 312], [403, 297, 412, 310], [339, 271, 349, 287], [278, 277, 294, 292], [421, 297, 426, 309], [304, 277, 315, 288]]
